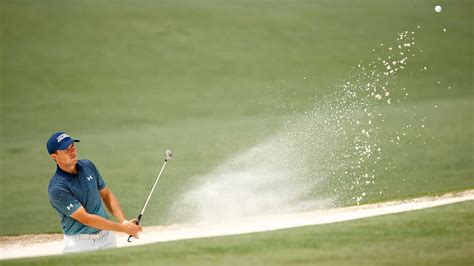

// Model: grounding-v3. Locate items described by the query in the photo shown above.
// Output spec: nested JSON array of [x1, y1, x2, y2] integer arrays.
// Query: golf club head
[[165, 150, 173, 161]]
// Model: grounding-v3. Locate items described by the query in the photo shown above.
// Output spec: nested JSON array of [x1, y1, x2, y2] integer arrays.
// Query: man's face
[[51, 143, 77, 166]]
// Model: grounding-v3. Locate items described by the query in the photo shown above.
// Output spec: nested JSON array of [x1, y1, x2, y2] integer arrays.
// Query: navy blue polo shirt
[[48, 159, 109, 235]]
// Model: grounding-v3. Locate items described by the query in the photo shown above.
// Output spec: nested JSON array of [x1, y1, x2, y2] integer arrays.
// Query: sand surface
[[1, 190, 473, 260]]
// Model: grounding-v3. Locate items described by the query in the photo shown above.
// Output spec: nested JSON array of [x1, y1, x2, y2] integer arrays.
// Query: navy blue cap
[[46, 132, 80, 154]]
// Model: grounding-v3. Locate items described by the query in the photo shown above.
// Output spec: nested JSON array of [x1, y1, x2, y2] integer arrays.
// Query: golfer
[[46, 131, 142, 253]]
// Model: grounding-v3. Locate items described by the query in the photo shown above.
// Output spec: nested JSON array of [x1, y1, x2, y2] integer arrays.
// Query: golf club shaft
[[140, 160, 167, 215], [127, 160, 168, 242]]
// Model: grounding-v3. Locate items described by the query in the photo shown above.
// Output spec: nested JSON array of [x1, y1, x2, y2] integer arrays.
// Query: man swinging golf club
[[46, 131, 142, 253]]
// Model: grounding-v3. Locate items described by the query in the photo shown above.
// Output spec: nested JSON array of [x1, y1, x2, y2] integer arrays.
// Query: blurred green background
[[1, 0, 473, 236]]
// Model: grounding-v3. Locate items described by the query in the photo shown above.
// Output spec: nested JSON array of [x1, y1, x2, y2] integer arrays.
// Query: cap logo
[[56, 133, 69, 143]]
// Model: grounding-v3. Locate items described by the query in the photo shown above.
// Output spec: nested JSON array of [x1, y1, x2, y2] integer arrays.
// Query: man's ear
[[50, 153, 58, 162]]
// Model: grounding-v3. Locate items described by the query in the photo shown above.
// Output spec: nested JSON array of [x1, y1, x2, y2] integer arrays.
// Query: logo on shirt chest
[[86, 175, 94, 181]]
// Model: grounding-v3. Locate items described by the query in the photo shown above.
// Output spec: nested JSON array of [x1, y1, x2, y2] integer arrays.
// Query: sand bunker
[[1, 190, 472, 260]]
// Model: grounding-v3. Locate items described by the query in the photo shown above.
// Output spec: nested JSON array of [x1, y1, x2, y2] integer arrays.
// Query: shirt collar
[[56, 162, 81, 178]]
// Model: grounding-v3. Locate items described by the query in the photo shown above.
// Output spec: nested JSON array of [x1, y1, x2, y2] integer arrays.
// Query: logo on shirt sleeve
[[66, 203, 74, 211], [86, 175, 93, 181]]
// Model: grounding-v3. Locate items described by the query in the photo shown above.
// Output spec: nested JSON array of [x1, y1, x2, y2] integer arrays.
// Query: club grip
[[126, 214, 142, 243]]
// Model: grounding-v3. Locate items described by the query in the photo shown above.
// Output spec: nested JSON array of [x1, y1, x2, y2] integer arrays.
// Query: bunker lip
[[1, 190, 473, 260]]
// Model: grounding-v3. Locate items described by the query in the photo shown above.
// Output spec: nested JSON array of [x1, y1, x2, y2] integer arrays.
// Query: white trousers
[[63, 231, 117, 253]]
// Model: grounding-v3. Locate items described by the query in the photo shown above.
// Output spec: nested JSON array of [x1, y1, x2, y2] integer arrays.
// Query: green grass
[[4, 201, 474, 265], [1, 0, 473, 235]]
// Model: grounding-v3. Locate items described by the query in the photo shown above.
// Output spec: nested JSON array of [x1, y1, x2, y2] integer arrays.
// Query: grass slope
[[1, 0, 473, 235]]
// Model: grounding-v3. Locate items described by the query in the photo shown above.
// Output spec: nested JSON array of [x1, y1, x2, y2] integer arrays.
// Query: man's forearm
[[102, 190, 127, 222], [81, 212, 126, 233], [70, 206, 141, 237]]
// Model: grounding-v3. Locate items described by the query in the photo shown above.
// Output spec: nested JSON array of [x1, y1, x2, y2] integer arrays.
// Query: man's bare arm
[[99, 187, 127, 223], [70, 206, 141, 237]]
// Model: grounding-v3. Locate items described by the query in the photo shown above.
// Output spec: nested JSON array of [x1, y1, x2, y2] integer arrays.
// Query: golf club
[[127, 150, 173, 243]]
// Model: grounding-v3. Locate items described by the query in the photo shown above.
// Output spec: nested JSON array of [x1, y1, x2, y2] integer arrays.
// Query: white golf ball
[[435, 5, 442, 13]]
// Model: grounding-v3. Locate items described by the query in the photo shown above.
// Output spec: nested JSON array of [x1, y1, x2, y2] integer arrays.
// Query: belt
[[74, 230, 107, 240]]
